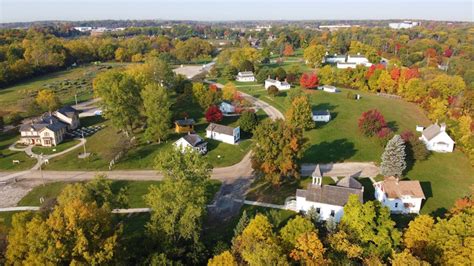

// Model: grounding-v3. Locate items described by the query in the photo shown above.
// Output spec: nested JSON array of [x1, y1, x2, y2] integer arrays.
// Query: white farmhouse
[[319, 85, 338, 93], [374, 176, 425, 214], [174, 134, 208, 154], [206, 123, 240, 145], [265, 78, 291, 90], [296, 165, 364, 222], [236, 71, 256, 82], [312, 110, 331, 122], [420, 123, 455, 153], [219, 101, 236, 114], [323, 54, 346, 64]]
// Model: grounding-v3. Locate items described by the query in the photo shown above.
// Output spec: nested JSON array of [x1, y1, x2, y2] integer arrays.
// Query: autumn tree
[[208, 251, 238, 266], [222, 82, 237, 101], [299, 72, 319, 89], [205, 105, 223, 123], [252, 119, 307, 185], [304, 44, 326, 68], [286, 96, 314, 130], [267, 85, 279, 97], [232, 214, 287, 265], [358, 109, 387, 137], [283, 43, 294, 57], [279, 216, 316, 252], [403, 215, 435, 261], [329, 195, 401, 261], [141, 83, 171, 143], [36, 89, 61, 112], [377, 70, 397, 93], [93, 70, 142, 136], [380, 135, 407, 177], [290, 232, 330, 265], [391, 250, 429, 266], [126, 57, 175, 89], [192, 83, 222, 109]]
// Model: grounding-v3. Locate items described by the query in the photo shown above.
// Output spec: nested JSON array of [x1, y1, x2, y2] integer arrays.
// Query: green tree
[[303, 44, 326, 68], [208, 251, 238, 266], [318, 65, 334, 85], [192, 83, 222, 109], [279, 216, 316, 252], [238, 111, 258, 133], [377, 70, 397, 93], [267, 85, 279, 97], [126, 57, 175, 88], [330, 195, 401, 260], [35, 89, 61, 112], [141, 83, 171, 143], [93, 70, 142, 136], [233, 214, 287, 265], [252, 119, 307, 185], [285, 95, 314, 130], [380, 135, 407, 177]]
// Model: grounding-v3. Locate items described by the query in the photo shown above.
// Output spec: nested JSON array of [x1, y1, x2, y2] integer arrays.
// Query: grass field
[[31, 139, 81, 155], [237, 85, 474, 215], [0, 131, 36, 171], [0, 63, 128, 116]]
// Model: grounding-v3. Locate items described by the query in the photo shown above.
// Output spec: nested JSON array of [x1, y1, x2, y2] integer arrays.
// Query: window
[[316, 208, 321, 214], [330, 210, 335, 217], [44, 132, 49, 137], [395, 203, 398, 208]]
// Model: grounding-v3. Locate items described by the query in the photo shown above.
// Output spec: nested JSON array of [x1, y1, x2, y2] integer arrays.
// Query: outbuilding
[[206, 123, 240, 145], [312, 110, 331, 122]]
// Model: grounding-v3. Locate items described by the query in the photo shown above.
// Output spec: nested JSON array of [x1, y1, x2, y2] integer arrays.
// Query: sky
[[1, 0, 473, 23]]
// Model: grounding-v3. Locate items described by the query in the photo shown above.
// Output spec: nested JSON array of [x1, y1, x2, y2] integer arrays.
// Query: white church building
[[295, 165, 364, 222], [419, 123, 455, 153]]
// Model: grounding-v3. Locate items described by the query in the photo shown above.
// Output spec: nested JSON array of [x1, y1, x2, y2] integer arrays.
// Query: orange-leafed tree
[[283, 43, 294, 57]]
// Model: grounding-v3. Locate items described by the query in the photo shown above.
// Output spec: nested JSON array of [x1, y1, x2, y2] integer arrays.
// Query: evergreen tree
[[233, 210, 249, 239], [380, 135, 407, 177]]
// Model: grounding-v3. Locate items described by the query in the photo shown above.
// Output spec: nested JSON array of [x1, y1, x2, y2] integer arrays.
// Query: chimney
[[276, 77, 279, 81], [440, 123, 446, 132]]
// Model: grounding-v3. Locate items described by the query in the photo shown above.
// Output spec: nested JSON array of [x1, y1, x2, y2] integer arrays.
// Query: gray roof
[[422, 124, 441, 141], [296, 183, 363, 206], [312, 164, 322, 178], [238, 71, 254, 77], [312, 110, 330, 116], [206, 123, 237, 136], [182, 134, 206, 147], [56, 106, 78, 118], [20, 115, 67, 133], [175, 118, 195, 126], [336, 176, 363, 189]]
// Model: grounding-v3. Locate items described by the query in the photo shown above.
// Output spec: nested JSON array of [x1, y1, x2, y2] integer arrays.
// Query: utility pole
[[75, 94, 78, 105], [39, 153, 45, 186], [82, 131, 87, 156]]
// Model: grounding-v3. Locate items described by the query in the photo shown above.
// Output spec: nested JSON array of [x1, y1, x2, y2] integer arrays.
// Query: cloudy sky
[[1, 0, 473, 23]]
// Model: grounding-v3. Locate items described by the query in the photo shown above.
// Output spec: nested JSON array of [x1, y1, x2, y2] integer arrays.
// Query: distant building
[[73, 27, 92, 32], [318, 85, 338, 93], [319, 24, 360, 31], [324, 53, 372, 69], [206, 123, 240, 145], [219, 101, 236, 114], [420, 123, 455, 153], [389, 21, 419, 29], [174, 134, 207, 154], [174, 118, 195, 134], [323, 54, 346, 64], [374, 176, 425, 214], [265, 78, 291, 90], [236, 71, 256, 82], [296, 165, 364, 222], [312, 110, 331, 122]]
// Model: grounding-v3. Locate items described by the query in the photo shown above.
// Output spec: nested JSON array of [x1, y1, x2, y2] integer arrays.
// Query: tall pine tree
[[380, 135, 406, 177]]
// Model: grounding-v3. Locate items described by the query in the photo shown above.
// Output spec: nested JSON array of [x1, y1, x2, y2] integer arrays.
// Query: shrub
[[358, 109, 387, 137], [267, 85, 279, 97], [377, 127, 394, 146]]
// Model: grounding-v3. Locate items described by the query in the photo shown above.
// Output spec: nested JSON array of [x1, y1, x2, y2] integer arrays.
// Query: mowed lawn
[[0, 131, 36, 171], [238, 85, 474, 215]]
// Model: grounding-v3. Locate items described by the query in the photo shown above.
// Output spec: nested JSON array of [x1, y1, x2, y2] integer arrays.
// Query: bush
[[377, 127, 394, 146], [267, 85, 279, 97], [205, 105, 223, 123], [410, 138, 430, 161]]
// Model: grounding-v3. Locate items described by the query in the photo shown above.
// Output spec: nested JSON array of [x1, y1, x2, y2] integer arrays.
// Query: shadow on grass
[[356, 177, 375, 201], [80, 116, 106, 127], [304, 138, 357, 163], [312, 102, 338, 111], [387, 121, 399, 132]]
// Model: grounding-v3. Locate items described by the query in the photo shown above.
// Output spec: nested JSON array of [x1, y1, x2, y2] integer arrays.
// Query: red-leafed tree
[[401, 68, 420, 81], [366, 64, 385, 79], [444, 48, 453, 58], [395, 43, 402, 53], [209, 84, 219, 92], [205, 105, 223, 123], [400, 130, 415, 142], [425, 48, 437, 66], [299, 72, 319, 89], [390, 68, 401, 81], [358, 109, 387, 137], [283, 43, 294, 57]]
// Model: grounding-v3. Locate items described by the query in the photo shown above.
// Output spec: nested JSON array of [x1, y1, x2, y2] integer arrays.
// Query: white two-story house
[[265, 78, 291, 90], [374, 176, 425, 214], [236, 71, 256, 82]]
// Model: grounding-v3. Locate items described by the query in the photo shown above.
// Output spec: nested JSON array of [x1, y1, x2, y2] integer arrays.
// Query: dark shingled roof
[[336, 176, 363, 189], [182, 134, 206, 147], [56, 106, 78, 118], [296, 183, 363, 206], [312, 110, 330, 116], [206, 123, 236, 136], [19, 115, 67, 133], [175, 118, 195, 126]]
